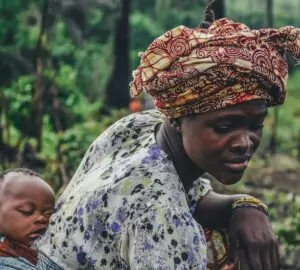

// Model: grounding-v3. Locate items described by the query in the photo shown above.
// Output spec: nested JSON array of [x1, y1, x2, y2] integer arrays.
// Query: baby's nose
[[35, 214, 48, 224]]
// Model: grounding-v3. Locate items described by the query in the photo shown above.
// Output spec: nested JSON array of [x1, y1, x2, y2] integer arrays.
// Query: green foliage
[[3, 75, 35, 135], [1, 0, 300, 260], [277, 201, 300, 246], [227, 0, 300, 28], [57, 109, 129, 170], [259, 70, 300, 156]]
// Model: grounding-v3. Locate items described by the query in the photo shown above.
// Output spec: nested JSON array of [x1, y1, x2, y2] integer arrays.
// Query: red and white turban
[[130, 18, 300, 118]]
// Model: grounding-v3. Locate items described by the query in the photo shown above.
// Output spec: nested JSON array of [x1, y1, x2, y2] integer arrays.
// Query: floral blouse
[[36, 110, 212, 269]]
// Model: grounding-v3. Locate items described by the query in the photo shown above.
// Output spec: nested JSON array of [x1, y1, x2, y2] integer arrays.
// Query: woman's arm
[[194, 191, 279, 270], [193, 191, 242, 229]]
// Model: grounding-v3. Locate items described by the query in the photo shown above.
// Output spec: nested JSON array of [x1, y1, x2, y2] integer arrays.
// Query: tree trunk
[[105, 0, 130, 109], [211, 0, 225, 19], [31, 0, 50, 152], [265, 0, 273, 27]]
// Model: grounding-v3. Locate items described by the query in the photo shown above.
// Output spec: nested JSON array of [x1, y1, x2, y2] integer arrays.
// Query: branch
[[35, 0, 50, 59], [31, 0, 51, 151], [0, 51, 33, 74]]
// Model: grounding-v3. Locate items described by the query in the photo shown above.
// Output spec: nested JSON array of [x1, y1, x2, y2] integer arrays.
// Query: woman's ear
[[170, 118, 182, 133]]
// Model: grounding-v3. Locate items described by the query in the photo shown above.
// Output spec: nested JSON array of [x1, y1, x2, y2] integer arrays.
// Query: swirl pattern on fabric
[[130, 18, 300, 118]]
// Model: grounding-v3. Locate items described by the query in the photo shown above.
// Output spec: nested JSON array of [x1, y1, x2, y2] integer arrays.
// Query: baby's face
[[0, 174, 55, 245]]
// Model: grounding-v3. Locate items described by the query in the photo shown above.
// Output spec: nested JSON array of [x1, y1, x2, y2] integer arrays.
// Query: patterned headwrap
[[130, 18, 300, 118]]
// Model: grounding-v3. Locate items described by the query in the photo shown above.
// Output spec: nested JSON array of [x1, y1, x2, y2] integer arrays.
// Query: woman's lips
[[223, 160, 249, 172]]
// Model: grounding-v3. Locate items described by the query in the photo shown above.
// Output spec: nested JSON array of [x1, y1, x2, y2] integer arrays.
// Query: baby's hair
[[0, 168, 42, 183], [199, 0, 216, 29]]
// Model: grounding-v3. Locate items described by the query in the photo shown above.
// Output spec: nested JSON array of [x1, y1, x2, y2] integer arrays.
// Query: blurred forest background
[[1, 0, 300, 268]]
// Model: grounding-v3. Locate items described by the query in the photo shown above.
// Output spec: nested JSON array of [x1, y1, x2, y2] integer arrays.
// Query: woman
[[35, 3, 300, 270]]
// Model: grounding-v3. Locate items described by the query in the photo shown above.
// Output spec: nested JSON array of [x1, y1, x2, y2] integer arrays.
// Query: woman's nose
[[229, 132, 253, 154]]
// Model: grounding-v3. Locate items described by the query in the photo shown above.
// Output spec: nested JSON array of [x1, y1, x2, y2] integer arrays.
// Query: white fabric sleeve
[[120, 205, 207, 269]]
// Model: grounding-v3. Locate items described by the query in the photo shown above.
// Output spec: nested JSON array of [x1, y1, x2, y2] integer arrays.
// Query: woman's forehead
[[201, 100, 268, 120]]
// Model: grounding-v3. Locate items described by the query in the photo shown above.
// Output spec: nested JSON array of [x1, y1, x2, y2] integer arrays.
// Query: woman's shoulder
[[107, 110, 163, 134], [58, 110, 165, 198], [89, 110, 162, 147], [80, 110, 163, 164]]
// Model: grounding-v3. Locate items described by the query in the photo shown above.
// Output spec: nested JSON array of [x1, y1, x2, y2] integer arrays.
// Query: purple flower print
[[143, 240, 153, 250], [95, 220, 106, 235], [84, 230, 90, 241], [117, 207, 127, 223], [110, 222, 121, 233]]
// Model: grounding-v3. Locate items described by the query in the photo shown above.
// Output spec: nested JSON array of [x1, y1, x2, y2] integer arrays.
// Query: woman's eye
[[250, 124, 264, 130], [213, 125, 233, 133]]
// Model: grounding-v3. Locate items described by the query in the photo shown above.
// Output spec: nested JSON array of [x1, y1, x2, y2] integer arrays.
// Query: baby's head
[[0, 168, 55, 245]]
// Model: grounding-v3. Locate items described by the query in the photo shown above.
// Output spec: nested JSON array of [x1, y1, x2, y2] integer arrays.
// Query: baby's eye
[[18, 209, 34, 216], [44, 210, 54, 218]]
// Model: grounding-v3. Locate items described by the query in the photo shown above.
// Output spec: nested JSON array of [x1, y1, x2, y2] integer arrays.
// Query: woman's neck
[[155, 120, 204, 191]]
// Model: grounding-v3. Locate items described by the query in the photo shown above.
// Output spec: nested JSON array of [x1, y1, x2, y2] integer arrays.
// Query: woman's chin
[[214, 171, 244, 185]]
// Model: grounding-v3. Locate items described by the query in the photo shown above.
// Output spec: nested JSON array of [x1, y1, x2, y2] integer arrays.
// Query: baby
[[0, 168, 55, 266]]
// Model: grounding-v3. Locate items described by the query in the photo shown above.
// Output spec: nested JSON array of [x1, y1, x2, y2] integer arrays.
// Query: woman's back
[[36, 110, 211, 269]]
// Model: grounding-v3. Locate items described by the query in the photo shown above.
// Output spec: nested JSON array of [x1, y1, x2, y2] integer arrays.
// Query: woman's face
[[181, 100, 267, 185]]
